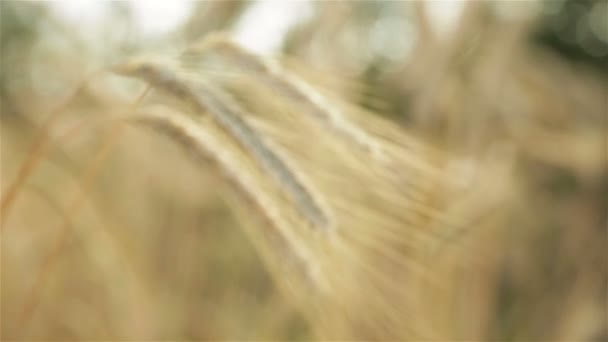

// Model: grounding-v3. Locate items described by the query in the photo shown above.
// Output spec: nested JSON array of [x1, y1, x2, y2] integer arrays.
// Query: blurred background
[[1, 0, 606, 340]]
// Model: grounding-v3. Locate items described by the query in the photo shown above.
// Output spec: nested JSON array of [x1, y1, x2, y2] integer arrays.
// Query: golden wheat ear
[[182, 33, 386, 161], [111, 58, 332, 232]]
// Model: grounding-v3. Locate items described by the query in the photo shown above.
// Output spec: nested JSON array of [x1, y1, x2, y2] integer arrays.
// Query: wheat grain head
[[112, 40, 511, 340]]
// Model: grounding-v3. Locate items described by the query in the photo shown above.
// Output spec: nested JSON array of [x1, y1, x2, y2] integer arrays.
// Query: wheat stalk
[[112, 59, 331, 232], [183, 33, 386, 161]]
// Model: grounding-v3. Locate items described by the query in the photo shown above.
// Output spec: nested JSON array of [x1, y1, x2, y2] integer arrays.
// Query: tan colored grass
[[113, 58, 331, 232], [109, 38, 495, 340]]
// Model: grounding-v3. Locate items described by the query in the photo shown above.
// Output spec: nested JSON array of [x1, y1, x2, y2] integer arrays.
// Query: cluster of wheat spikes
[[110, 33, 509, 340]]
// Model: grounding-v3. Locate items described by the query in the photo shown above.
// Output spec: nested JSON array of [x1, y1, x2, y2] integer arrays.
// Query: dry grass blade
[[16, 121, 125, 337], [1, 78, 92, 229]]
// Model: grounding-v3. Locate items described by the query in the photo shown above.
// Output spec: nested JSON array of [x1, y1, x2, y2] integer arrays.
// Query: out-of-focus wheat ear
[[191, 82, 333, 231], [123, 108, 325, 294], [186, 34, 386, 161], [112, 59, 332, 232]]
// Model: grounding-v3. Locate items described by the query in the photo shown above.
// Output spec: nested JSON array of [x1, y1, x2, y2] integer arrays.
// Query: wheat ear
[[112, 59, 331, 231], [185, 34, 386, 160], [125, 108, 324, 294]]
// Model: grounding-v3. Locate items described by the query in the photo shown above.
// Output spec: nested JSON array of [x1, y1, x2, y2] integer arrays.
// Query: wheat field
[[1, 1, 606, 340]]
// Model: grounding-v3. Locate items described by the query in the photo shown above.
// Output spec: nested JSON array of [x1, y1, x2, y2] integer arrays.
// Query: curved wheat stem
[[112, 59, 331, 231], [184, 34, 386, 161]]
